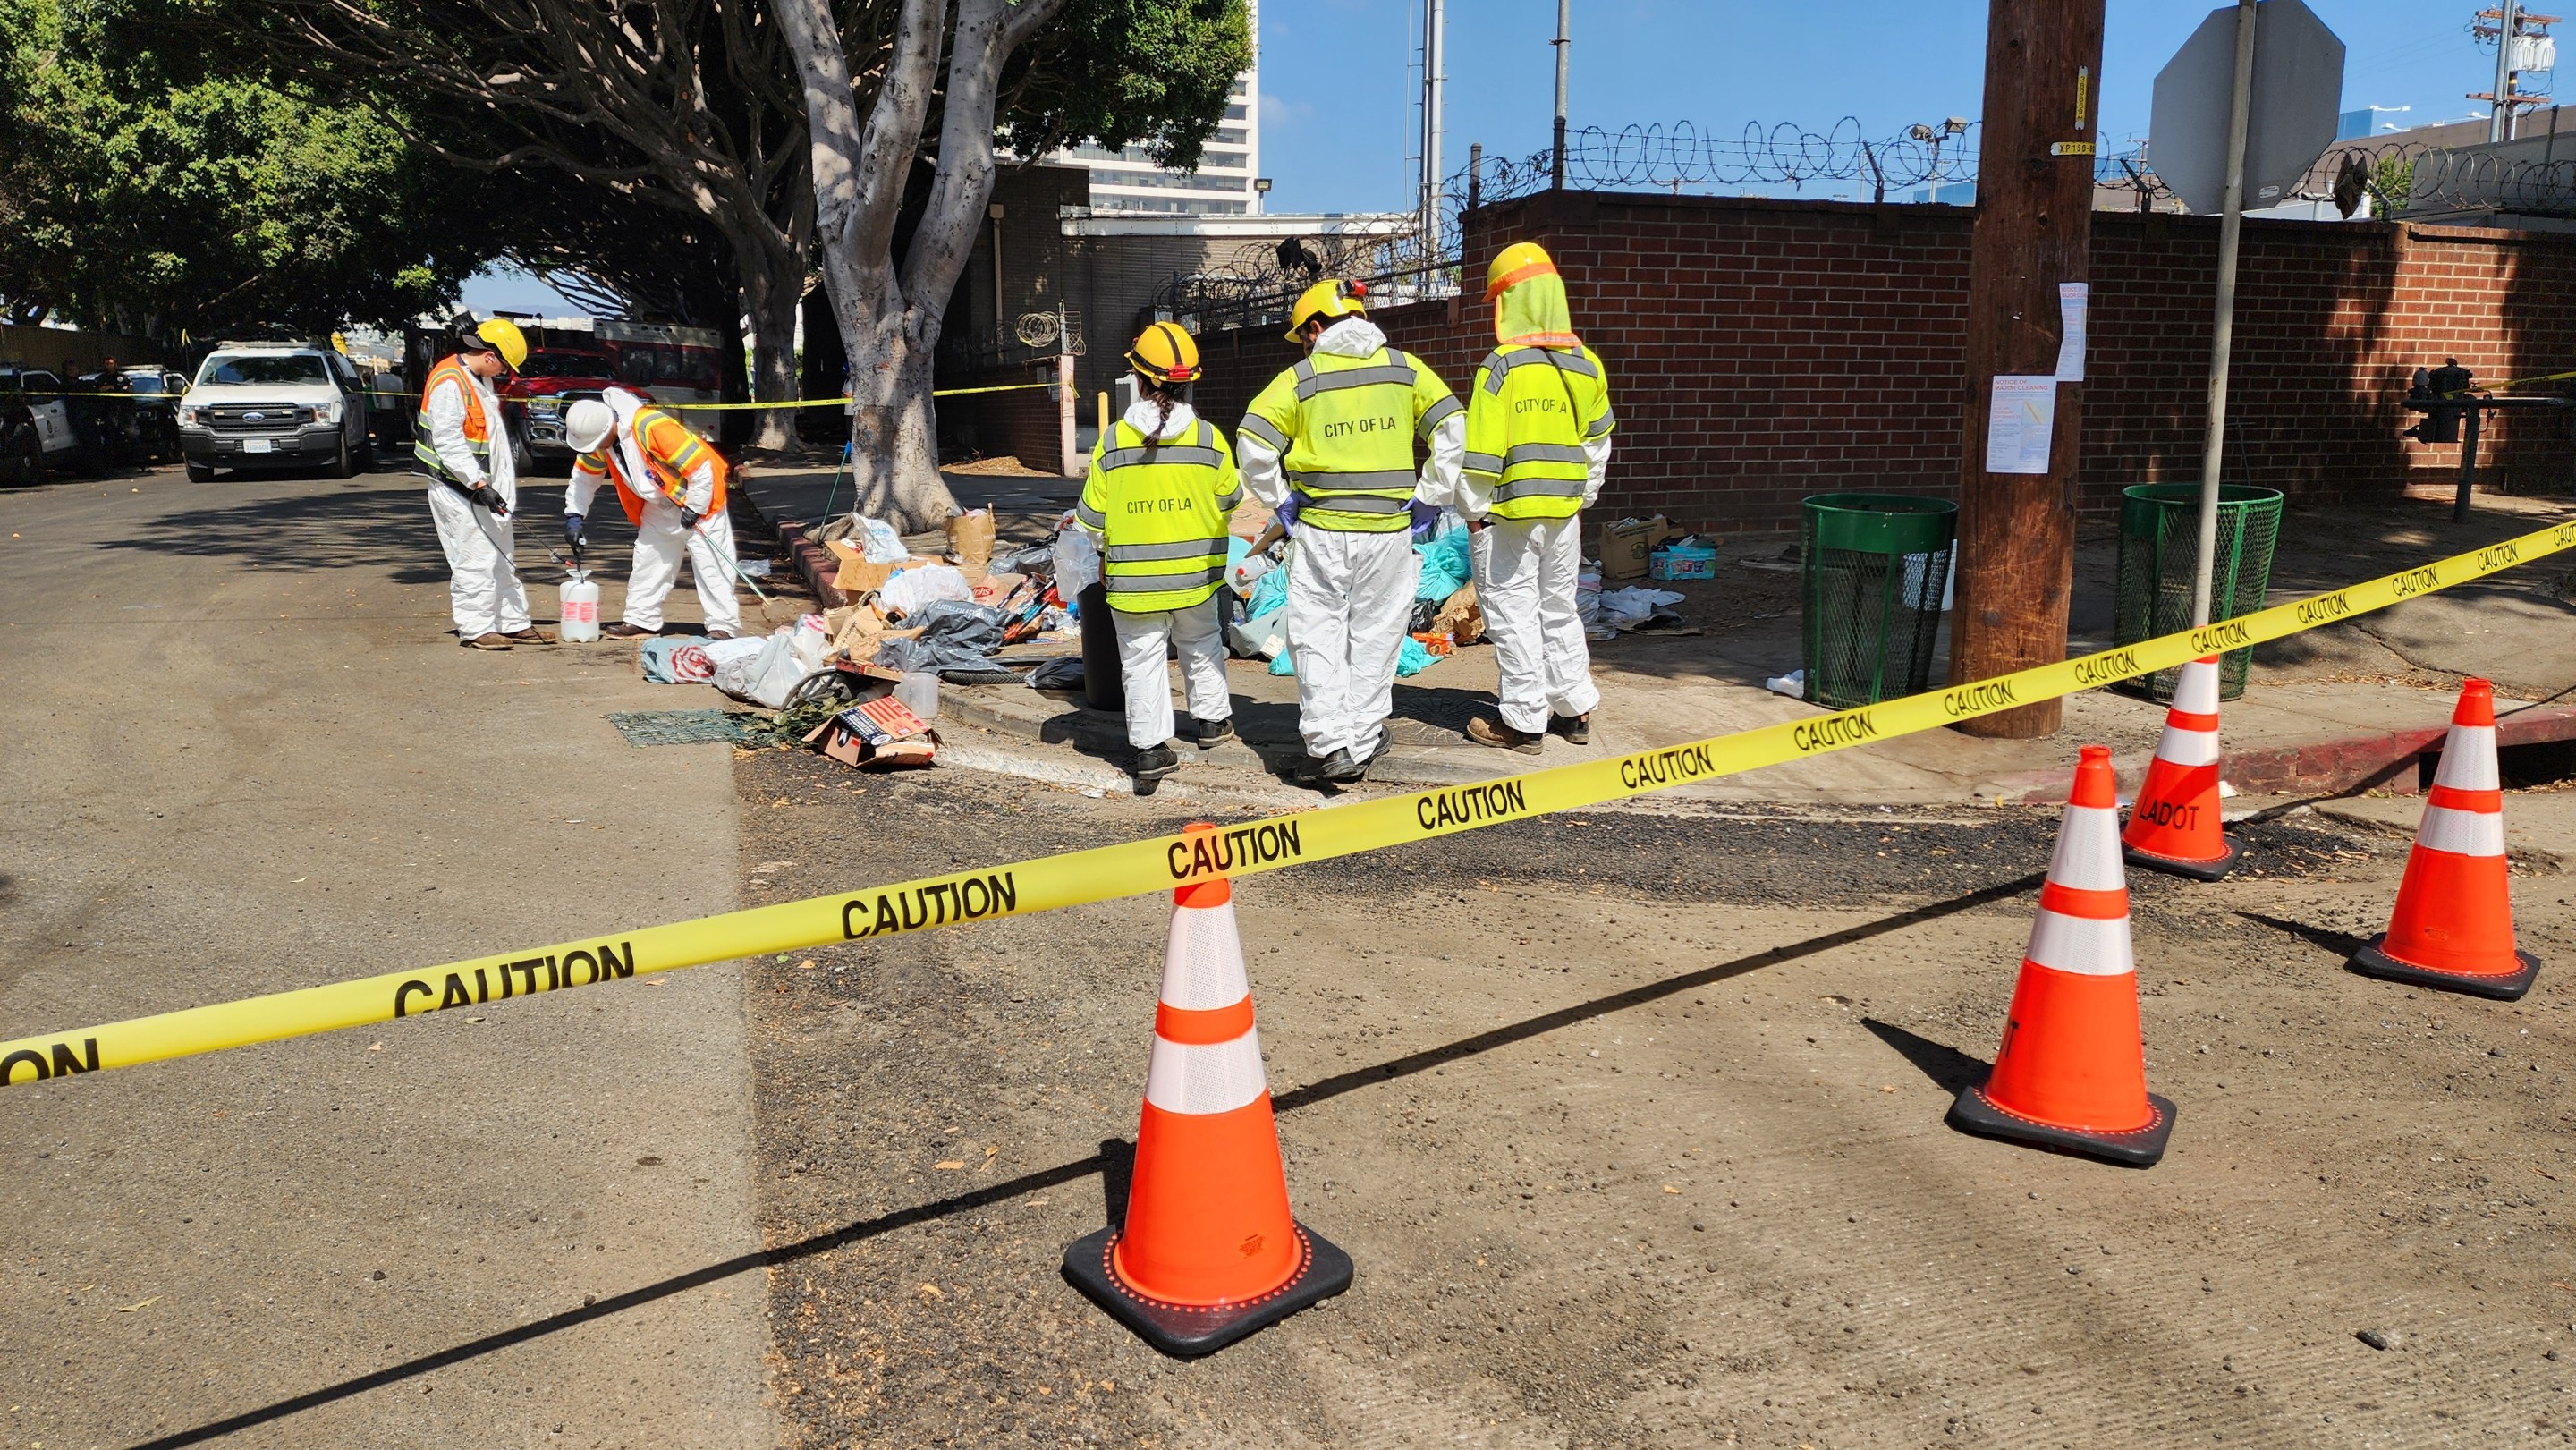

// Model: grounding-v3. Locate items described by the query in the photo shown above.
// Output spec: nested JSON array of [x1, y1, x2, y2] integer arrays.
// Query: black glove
[[679, 506, 703, 531], [470, 483, 508, 517], [564, 513, 585, 547]]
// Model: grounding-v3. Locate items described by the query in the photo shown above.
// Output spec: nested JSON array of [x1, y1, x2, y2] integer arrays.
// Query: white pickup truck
[[177, 341, 375, 480]]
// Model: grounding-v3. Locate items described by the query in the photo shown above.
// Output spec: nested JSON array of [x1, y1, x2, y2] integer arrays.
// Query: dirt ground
[[733, 750, 2576, 1448]]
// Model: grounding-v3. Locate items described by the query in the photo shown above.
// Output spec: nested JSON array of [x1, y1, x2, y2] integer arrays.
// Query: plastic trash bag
[[1415, 526, 1473, 601], [874, 599, 1004, 674], [876, 564, 973, 616], [850, 513, 909, 564], [714, 627, 818, 708], [1052, 516, 1101, 598], [1028, 657, 1087, 691]]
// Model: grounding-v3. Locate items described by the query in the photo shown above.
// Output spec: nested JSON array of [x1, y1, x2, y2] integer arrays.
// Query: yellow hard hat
[[1485, 242, 1558, 302], [470, 317, 529, 371], [1125, 321, 1200, 385], [1285, 278, 1368, 343]]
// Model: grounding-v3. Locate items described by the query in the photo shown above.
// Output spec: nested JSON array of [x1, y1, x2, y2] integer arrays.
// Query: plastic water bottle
[[559, 568, 601, 642]]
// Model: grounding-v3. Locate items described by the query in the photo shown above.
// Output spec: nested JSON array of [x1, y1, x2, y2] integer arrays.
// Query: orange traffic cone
[[2122, 655, 2239, 881], [2349, 679, 2541, 1001], [1950, 744, 2175, 1166], [1063, 826, 1352, 1355]]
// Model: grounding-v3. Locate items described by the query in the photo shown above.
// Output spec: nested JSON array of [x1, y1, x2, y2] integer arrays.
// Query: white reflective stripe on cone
[[1144, 1029, 1269, 1115], [2025, 911, 2136, 977], [2172, 659, 2221, 715], [2433, 725, 2500, 791], [2416, 803, 2508, 858], [2153, 722, 2222, 767], [1160, 901, 1252, 1011], [2049, 807, 2126, 891]]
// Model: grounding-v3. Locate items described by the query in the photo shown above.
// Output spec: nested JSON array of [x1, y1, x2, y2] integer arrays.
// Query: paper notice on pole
[[1985, 376, 2059, 475], [2055, 282, 2089, 382]]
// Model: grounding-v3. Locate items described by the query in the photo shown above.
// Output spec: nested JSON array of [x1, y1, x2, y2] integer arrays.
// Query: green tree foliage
[[0, 0, 490, 335], [1005, 0, 1252, 173]]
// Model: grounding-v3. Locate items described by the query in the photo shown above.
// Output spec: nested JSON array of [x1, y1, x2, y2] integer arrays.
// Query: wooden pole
[[1946, 0, 2106, 738]]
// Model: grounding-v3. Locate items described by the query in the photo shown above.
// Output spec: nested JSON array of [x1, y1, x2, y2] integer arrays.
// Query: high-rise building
[[1054, 0, 1260, 215]]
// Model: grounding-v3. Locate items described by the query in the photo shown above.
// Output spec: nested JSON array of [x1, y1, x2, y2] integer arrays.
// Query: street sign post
[[2150, 0, 2344, 628]]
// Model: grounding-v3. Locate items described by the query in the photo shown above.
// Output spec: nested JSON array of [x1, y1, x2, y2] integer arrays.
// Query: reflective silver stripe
[[2024, 910, 2134, 977], [2051, 807, 2126, 890], [1107, 564, 1228, 592], [1493, 475, 1587, 503], [1288, 489, 1410, 514], [1477, 349, 1513, 394], [1462, 450, 1504, 476], [1074, 499, 1107, 529], [1237, 414, 1290, 451], [1143, 1030, 1267, 1115], [1294, 363, 1417, 399], [2417, 804, 2506, 857], [1101, 445, 1223, 470], [1215, 484, 1244, 510], [1289, 468, 1417, 494], [1105, 538, 1228, 563], [1418, 394, 1462, 438], [1585, 408, 1616, 438], [1485, 346, 1597, 392], [1196, 420, 1217, 450], [1504, 441, 1591, 468]]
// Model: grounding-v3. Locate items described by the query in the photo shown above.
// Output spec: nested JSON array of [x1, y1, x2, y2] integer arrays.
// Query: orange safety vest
[[411, 355, 492, 484], [580, 404, 728, 525]]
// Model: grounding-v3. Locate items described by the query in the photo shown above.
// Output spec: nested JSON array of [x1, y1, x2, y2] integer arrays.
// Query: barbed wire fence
[[1159, 118, 2576, 335]]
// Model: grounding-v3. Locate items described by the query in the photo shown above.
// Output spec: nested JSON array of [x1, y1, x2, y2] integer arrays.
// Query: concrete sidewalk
[[743, 461, 2576, 805]]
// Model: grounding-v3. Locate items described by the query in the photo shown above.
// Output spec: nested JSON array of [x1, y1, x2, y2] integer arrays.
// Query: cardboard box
[[1432, 581, 1485, 646], [1650, 544, 1718, 581], [946, 509, 996, 582], [826, 542, 939, 596], [802, 696, 937, 769], [1598, 515, 1674, 582]]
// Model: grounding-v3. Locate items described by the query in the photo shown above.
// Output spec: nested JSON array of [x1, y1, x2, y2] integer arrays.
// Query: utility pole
[[1551, 0, 1571, 191], [1947, 0, 2106, 738], [1421, 0, 1446, 258], [2492, 0, 2522, 142]]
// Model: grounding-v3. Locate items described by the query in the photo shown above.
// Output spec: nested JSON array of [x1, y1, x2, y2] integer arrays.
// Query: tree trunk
[[775, 0, 1070, 530], [739, 236, 803, 453]]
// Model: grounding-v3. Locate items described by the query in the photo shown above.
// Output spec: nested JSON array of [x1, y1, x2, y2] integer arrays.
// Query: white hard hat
[[565, 399, 614, 454]]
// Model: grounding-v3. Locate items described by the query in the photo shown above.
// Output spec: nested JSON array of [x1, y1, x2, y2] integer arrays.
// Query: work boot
[[463, 632, 513, 651], [602, 622, 655, 640], [504, 625, 557, 644], [1131, 744, 1181, 784], [1468, 717, 1544, 755], [1318, 747, 1366, 784], [1551, 712, 1592, 745], [1192, 716, 1235, 750]]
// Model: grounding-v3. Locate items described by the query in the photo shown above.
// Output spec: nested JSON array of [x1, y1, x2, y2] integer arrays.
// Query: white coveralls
[[422, 365, 530, 640], [1104, 400, 1234, 751], [1236, 318, 1465, 762], [1462, 451, 1611, 734], [567, 389, 741, 635]]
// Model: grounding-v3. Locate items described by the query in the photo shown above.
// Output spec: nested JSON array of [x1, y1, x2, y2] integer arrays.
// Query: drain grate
[[607, 708, 752, 747]]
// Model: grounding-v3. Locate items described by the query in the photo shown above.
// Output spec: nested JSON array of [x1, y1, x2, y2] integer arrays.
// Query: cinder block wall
[[1188, 191, 2576, 537]]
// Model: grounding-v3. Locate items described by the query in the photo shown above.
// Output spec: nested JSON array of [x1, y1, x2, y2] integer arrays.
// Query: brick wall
[[1189, 191, 2576, 536]]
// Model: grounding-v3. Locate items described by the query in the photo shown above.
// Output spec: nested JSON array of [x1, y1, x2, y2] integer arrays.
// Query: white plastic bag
[[850, 513, 909, 564], [876, 564, 973, 616], [1053, 513, 1101, 598], [712, 626, 816, 708]]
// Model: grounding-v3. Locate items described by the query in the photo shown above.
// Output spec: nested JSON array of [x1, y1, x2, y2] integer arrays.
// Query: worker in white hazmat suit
[[414, 317, 550, 649], [1457, 242, 1614, 753], [562, 387, 741, 640], [1236, 279, 1464, 784]]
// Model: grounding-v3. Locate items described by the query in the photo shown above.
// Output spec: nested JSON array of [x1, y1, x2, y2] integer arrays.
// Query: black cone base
[[1947, 1084, 2176, 1168], [2348, 935, 2540, 1002], [1063, 1220, 1353, 1358], [2123, 835, 2239, 883]]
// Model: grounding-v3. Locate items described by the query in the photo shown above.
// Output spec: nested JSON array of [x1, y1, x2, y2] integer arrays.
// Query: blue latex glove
[[1273, 495, 1301, 530], [1409, 500, 1441, 542], [563, 513, 585, 547]]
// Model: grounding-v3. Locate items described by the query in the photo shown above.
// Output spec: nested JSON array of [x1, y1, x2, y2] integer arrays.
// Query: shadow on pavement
[[94, 476, 637, 588], [1859, 1018, 1992, 1094], [128, 862, 2046, 1449]]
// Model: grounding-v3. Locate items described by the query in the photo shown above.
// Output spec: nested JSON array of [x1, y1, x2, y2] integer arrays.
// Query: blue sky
[[467, 1, 2520, 311]]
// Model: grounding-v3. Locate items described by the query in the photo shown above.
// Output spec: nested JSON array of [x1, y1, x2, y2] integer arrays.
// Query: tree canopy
[[0, 0, 490, 336]]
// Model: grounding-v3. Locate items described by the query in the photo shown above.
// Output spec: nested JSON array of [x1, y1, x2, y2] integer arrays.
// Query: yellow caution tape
[[5, 518, 2571, 1088], [9, 384, 1052, 406]]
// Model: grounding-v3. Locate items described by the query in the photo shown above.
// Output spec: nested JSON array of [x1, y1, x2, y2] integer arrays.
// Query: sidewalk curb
[[1976, 700, 2576, 805]]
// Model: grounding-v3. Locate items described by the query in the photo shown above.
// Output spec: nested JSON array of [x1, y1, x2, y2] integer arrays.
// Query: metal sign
[[2149, 0, 2347, 216]]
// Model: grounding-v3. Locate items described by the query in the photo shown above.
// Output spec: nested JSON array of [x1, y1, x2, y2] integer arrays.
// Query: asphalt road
[[0, 462, 772, 1447]]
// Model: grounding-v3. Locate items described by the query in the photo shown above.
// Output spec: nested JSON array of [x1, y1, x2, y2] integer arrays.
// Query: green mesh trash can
[[1801, 494, 1957, 710], [2113, 484, 2283, 703]]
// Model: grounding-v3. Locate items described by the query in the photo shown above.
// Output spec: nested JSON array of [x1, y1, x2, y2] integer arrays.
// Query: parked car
[[177, 342, 375, 479], [0, 365, 97, 477], [503, 343, 631, 469], [71, 366, 186, 467]]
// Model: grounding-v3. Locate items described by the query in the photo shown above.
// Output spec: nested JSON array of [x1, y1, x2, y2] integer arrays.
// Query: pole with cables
[[1551, 0, 1571, 191]]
